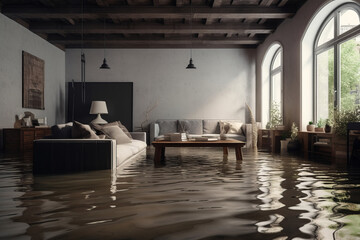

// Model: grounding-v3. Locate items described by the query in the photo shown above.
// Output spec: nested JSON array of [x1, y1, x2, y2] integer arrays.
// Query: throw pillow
[[91, 121, 132, 139], [178, 119, 203, 134], [219, 121, 243, 134], [72, 121, 99, 139], [101, 125, 131, 144], [51, 122, 73, 139]]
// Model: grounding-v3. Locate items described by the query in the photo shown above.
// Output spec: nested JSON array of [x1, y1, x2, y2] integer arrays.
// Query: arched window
[[314, 3, 360, 121], [270, 47, 283, 118], [261, 43, 283, 127]]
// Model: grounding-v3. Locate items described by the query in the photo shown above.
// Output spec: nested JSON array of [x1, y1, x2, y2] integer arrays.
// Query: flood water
[[1, 148, 360, 240]]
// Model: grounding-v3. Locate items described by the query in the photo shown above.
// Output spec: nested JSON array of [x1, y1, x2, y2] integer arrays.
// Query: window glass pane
[[318, 18, 334, 47], [316, 48, 334, 120], [340, 36, 360, 111], [271, 72, 282, 114], [340, 9, 360, 35], [271, 50, 281, 70]]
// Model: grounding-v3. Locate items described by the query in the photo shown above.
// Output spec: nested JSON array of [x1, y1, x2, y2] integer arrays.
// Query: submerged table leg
[[223, 147, 229, 155], [235, 146, 243, 160], [154, 146, 165, 165]]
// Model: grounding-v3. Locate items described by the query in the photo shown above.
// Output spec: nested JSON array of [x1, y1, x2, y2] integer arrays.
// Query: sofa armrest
[[149, 122, 159, 142], [33, 139, 116, 174], [130, 132, 146, 142], [245, 122, 262, 148]]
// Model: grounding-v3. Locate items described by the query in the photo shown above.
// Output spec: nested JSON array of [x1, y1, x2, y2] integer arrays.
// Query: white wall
[[256, 0, 360, 130], [0, 13, 66, 129], [66, 48, 256, 130]]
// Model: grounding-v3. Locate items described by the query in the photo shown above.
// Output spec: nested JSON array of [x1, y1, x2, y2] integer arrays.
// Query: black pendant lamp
[[186, 1, 196, 69], [100, 18, 110, 69]]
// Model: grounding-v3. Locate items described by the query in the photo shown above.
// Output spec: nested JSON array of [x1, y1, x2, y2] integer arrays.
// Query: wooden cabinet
[[258, 129, 288, 153], [3, 128, 52, 154]]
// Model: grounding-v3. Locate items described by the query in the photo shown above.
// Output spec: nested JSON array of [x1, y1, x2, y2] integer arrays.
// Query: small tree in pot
[[287, 122, 300, 152]]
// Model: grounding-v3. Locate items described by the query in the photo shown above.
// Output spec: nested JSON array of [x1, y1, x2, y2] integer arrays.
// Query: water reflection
[[1, 149, 360, 239]]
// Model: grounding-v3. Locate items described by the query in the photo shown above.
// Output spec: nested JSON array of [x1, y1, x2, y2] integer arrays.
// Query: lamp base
[[91, 114, 108, 124]]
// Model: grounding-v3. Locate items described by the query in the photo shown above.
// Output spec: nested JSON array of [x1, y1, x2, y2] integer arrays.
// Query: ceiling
[[0, 0, 308, 50]]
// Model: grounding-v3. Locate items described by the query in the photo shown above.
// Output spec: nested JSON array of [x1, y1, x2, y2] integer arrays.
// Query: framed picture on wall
[[22, 51, 45, 109]]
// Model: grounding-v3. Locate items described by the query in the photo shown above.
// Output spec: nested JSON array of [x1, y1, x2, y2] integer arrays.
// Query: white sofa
[[33, 129, 147, 174]]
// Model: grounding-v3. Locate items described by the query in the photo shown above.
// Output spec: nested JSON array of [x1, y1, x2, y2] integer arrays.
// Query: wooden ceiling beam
[[65, 43, 256, 48], [96, 0, 110, 7], [2, 6, 296, 19], [48, 35, 264, 45], [30, 22, 274, 34], [278, 0, 288, 7], [176, 0, 185, 7]]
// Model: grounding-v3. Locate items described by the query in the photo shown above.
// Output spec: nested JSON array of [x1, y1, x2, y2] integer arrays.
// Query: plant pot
[[276, 125, 285, 130], [307, 125, 315, 131], [281, 139, 290, 153], [315, 127, 324, 132], [287, 140, 300, 152], [325, 124, 332, 133]]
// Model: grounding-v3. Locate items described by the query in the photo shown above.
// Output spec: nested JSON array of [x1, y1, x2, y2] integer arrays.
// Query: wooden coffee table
[[152, 139, 245, 166]]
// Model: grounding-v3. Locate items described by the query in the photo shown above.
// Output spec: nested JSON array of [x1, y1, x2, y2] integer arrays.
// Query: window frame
[[269, 47, 283, 121], [314, 3, 360, 121]]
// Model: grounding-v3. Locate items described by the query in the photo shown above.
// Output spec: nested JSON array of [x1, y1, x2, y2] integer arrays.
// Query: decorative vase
[[325, 124, 332, 133], [307, 125, 315, 131], [287, 140, 300, 152], [315, 127, 324, 132]]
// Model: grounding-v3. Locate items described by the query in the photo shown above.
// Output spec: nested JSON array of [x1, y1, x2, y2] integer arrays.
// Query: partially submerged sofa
[[150, 119, 256, 148], [33, 122, 147, 174]]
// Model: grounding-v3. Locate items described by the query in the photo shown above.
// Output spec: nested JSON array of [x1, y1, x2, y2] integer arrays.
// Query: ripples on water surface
[[1, 148, 360, 240]]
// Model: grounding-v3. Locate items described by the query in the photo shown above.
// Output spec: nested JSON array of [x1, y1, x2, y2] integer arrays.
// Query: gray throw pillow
[[203, 120, 220, 134], [51, 122, 73, 139], [101, 125, 131, 144], [72, 121, 99, 139], [157, 120, 178, 135], [91, 121, 132, 139], [178, 119, 203, 134]]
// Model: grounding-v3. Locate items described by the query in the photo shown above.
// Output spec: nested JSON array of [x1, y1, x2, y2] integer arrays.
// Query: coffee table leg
[[223, 147, 229, 155], [235, 146, 243, 160], [154, 146, 163, 165]]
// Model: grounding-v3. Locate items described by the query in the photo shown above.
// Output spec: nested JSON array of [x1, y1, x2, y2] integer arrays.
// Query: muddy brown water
[[0, 148, 360, 240]]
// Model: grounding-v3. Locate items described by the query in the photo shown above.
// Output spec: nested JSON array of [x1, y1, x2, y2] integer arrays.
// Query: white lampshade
[[90, 101, 108, 114], [89, 101, 108, 124]]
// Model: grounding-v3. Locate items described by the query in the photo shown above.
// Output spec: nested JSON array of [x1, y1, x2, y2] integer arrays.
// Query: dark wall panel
[[67, 82, 133, 131]]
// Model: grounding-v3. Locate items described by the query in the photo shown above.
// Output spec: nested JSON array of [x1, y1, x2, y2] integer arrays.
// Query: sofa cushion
[[116, 140, 147, 167], [225, 133, 246, 142], [178, 119, 203, 134], [72, 121, 99, 139], [91, 121, 132, 139], [101, 125, 131, 144], [51, 122, 73, 139], [203, 120, 220, 134], [219, 120, 243, 134], [157, 120, 178, 135]]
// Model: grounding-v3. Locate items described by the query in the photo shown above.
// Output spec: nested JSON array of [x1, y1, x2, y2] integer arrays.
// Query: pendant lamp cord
[[81, 0, 86, 104], [103, 17, 106, 58], [190, 0, 193, 58]]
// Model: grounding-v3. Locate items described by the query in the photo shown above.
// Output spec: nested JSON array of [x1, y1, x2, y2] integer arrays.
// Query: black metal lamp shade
[[100, 58, 110, 69], [186, 58, 196, 69]]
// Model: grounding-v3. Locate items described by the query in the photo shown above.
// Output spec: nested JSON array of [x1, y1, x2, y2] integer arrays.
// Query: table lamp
[[89, 101, 108, 124]]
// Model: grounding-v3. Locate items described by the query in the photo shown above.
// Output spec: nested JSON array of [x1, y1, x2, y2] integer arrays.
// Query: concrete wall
[[0, 13, 66, 129], [256, 0, 360, 130], [66, 49, 256, 130]]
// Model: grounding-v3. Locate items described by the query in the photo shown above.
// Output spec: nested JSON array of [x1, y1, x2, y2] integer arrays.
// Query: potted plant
[[287, 122, 300, 152], [306, 121, 315, 131], [270, 102, 283, 129], [315, 118, 325, 132], [280, 131, 291, 153], [325, 118, 332, 133]]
